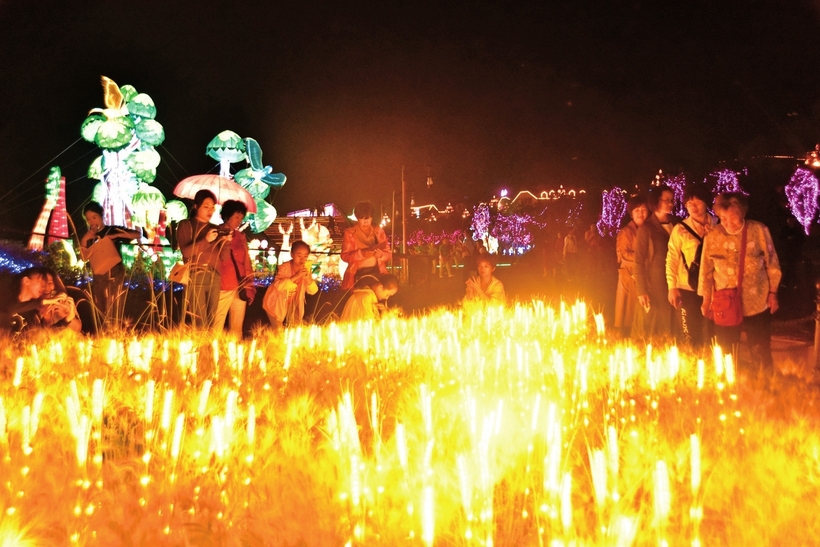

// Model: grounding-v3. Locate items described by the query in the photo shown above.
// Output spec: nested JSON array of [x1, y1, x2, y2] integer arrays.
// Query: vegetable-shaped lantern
[[206, 131, 246, 179], [234, 138, 287, 198], [80, 76, 166, 227]]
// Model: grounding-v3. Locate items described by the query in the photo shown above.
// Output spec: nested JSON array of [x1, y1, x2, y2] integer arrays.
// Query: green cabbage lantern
[[165, 200, 189, 222], [127, 149, 162, 171], [81, 114, 106, 143], [88, 156, 104, 180], [91, 182, 108, 204], [95, 117, 134, 150], [119, 85, 138, 103], [131, 168, 157, 183], [127, 93, 157, 119], [206, 130, 246, 163], [135, 119, 165, 146]]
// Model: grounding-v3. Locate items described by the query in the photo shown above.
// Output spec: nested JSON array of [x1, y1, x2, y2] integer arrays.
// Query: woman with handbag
[[665, 184, 717, 349], [176, 190, 232, 329], [213, 200, 256, 336], [699, 192, 781, 380]]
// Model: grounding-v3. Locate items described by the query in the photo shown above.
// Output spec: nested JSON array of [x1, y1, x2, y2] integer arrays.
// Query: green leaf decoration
[[249, 198, 277, 233], [119, 85, 138, 103], [234, 170, 271, 199], [88, 156, 104, 180], [127, 93, 157, 119], [206, 130, 246, 162], [135, 119, 165, 146], [132, 167, 157, 184], [127, 149, 162, 172], [132, 182, 166, 212], [165, 200, 189, 222], [91, 182, 108, 204], [81, 114, 106, 143], [95, 118, 134, 150]]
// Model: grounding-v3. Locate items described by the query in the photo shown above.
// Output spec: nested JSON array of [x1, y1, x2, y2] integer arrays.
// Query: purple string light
[[597, 187, 627, 237], [666, 173, 687, 218], [706, 168, 747, 195], [785, 167, 819, 235]]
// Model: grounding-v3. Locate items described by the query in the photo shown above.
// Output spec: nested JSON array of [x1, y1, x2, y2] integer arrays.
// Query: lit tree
[[665, 173, 687, 218], [81, 76, 165, 227], [470, 203, 493, 242], [785, 167, 819, 234], [491, 212, 537, 253], [597, 187, 627, 237], [706, 168, 747, 196]]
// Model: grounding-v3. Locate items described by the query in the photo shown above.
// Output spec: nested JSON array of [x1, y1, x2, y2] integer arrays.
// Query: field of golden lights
[[0, 299, 818, 547]]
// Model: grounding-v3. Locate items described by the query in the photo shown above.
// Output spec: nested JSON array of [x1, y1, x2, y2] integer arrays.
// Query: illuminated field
[[0, 300, 818, 546]]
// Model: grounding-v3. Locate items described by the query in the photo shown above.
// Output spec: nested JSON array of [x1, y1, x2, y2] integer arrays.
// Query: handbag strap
[[737, 223, 747, 292], [679, 221, 703, 242], [679, 221, 703, 269], [228, 241, 246, 288]]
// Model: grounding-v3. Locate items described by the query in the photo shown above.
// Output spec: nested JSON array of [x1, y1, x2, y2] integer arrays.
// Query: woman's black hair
[[83, 201, 104, 217], [221, 200, 247, 220]]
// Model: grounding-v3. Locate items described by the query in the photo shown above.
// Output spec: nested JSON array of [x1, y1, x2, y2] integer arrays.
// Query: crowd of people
[[615, 185, 782, 384], [0, 197, 510, 338], [0, 186, 793, 387]]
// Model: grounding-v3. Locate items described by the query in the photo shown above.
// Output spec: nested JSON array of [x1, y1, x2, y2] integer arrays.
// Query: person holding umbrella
[[176, 190, 232, 329]]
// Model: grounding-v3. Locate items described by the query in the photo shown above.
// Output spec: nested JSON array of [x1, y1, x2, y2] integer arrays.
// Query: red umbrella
[[173, 174, 257, 213]]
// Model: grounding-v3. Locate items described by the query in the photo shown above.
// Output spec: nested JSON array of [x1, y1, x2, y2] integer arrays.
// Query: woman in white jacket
[[665, 184, 717, 349]]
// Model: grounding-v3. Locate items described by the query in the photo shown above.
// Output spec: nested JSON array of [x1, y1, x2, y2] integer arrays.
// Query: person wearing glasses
[[633, 185, 679, 340], [340, 201, 392, 290]]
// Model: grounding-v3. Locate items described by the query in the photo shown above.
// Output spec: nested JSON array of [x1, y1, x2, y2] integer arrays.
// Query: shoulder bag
[[679, 222, 704, 291]]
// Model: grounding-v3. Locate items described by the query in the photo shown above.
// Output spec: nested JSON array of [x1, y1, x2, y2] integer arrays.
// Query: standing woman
[[213, 200, 256, 336], [176, 190, 232, 328], [633, 185, 678, 340], [666, 184, 717, 349], [699, 192, 781, 379], [613, 195, 648, 336], [80, 201, 142, 327], [341, 201, 392, 290]]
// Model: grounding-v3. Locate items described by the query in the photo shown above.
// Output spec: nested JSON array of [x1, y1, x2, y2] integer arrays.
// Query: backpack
[[680, 222, 703, 291]]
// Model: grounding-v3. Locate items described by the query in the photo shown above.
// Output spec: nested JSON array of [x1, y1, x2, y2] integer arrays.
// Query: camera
[[216, 228, 232, 237]]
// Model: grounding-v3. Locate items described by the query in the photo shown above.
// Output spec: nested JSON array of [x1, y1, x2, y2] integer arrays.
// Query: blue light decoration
[[785, 167, 819, 235], [706, 168, 747, 196], [597, 187, 627, 237], [0, 244, 43, 275]]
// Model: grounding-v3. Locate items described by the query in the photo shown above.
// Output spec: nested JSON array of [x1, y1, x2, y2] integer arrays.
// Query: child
[[464, 253, 506, 304], [263, 240, 318, 327], [340, 274, 399, 322]]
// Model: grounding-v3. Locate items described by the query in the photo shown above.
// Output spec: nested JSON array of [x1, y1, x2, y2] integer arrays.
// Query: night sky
[[1, 0, 820, 238]]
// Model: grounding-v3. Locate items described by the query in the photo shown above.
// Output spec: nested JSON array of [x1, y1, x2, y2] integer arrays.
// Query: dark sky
[[1, 0, 820, 238]]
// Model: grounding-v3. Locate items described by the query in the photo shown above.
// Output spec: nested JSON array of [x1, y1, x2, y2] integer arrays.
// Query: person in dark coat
[[632, 185, 678, 340]]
